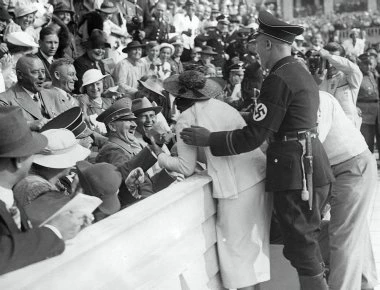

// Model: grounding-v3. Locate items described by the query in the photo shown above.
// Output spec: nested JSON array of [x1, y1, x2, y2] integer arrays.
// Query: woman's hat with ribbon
[[164, 70, 223, 100]]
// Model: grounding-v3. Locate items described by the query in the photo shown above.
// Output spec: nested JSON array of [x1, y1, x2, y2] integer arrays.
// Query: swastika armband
[[250, 101, 287, 132]]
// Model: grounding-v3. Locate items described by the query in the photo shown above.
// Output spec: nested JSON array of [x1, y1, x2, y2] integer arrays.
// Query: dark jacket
[[0, 200, 64, 275]]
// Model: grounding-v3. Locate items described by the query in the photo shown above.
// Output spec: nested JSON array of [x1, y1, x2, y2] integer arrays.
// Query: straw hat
[[33, 129, 91, 169], [6, 31, 39, 48], [80, 69, 109, 93], [132, 97, 162, 116], [164, 71, 223, 100], [159, 43, 175, 55], [0, 107, 47, 158]]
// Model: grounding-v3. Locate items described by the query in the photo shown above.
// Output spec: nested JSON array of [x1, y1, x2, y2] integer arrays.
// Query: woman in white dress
[[151, 70, 272, 290]]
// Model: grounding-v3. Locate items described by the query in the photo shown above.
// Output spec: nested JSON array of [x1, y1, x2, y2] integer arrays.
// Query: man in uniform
[[180, 11, 334, 289], [144, 1, 171, 43]]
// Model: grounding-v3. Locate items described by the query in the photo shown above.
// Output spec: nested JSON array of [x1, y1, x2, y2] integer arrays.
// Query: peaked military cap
[[216, 14, 230, 24], [358, 52, 373, 64], [96, 98, 136, 125], [254, 10, 304, 44]]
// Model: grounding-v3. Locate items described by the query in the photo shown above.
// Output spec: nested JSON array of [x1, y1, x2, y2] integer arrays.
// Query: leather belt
[[274, 128, 318, 142]]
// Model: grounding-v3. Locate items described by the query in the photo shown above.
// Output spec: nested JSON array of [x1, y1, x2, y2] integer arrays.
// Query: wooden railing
[[0, 174, 223, 290]]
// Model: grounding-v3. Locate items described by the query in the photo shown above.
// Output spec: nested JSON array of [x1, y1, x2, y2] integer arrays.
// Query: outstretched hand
[[180, 125, 211, 147]]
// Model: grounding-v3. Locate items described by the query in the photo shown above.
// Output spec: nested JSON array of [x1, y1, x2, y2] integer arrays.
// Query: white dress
[[158, 98, 272, 288]]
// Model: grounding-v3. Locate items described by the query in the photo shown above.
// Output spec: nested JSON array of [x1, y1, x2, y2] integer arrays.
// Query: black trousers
[[273, 184, 330, 276]]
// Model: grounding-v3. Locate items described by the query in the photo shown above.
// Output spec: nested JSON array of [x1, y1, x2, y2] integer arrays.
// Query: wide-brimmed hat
[[80, 69, 109, 93], [77, 161, 122, 215], [132, 97, 162, 116], [96, 0, 118, 14], [41, 107, 92, 138], [122, 40, 145, 53], [0, 107, 47, 158], [0, 5, 11, 21], [86, 29, 111, 49], [6, 31, 39, 48], [200, 45, 218, 55], [53, 2, 75, 14], [164, 71, 223, 100], [145, 41, 160, 50], [33, 129, 90, 169], [97, 98, 136, 125], [14, 4, 37, 18], [138, 78, 165, 97]]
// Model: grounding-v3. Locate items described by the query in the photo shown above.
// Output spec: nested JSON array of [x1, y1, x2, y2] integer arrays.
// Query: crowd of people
[[0, 0, 379, 289]]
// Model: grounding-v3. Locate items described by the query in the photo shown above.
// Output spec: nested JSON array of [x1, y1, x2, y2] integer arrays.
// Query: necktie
[[9, 203, 21, 229], [33, 93, 48, 117]]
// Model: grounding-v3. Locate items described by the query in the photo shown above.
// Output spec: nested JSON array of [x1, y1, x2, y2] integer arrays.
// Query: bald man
[[0, 54, 67, 131]]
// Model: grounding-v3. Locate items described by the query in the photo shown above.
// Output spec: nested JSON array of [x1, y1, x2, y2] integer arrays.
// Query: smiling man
[[0, 54, 68, 131], [48, 58, 79, 113]]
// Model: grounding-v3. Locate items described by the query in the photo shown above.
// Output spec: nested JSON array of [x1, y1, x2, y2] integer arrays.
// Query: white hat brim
[[33, 144, 91, 169]]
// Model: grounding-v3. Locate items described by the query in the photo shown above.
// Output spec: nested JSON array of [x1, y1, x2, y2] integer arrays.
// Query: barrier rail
[[0, 173, 300, 290], [0, 174, 224, 290]]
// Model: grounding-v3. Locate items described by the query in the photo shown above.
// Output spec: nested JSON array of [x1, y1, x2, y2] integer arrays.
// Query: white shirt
[[40, 50, 54, 64], [318, 91, 368, 165]]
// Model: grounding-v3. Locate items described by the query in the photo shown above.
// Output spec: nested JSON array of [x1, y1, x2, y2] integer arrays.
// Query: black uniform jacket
[[209, 56, 334, 192]]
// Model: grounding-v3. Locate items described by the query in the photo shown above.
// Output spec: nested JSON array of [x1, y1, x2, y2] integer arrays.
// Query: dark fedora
[[253, 10, 304, 44], [41, 107, 91, 138], [97, 97, 136, 125], [86, 29, 111, 49], [53, 2, 75, 14], [77, 161, 122, 215], [200, 45, 218, 55], [132, 97, 162, 116], [164, 71, 223, 100], [122, 40, 145, 53], [96, 0, 118, 14], [0, 106, 47, 158]]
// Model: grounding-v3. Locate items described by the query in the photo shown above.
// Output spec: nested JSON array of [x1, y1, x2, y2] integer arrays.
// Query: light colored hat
[[159, 43, 175, 55], [132, 97, 162, 116], [6, 31, 39, 48], [14, 4, 38, 18], [33, 129, 91, 169], [80, 69, 109, 93]]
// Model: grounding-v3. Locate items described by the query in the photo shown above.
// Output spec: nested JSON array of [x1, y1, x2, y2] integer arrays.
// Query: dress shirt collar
[[0, 185, 14, 209], [40, 50, 54, 64]]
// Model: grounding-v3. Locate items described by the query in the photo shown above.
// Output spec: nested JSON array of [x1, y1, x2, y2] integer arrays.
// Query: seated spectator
[[198, 45, 217, 71], [158, 43, 175, 80], [76, 160, 123, 222], [4, 4, 38, 42], [13, 129, 90, 210], [73, 29, 115, 94], [142, 41, 162, 77], [0, 54, 72, 131], [0, 106, 89, 275], [112, 40, 149, 95], [3, 31, 39, 90], [77, 69, 114, 133], [168, 38, 184, 74], [47, 58, 79, 113]]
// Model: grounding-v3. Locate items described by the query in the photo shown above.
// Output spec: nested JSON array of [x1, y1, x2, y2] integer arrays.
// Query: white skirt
[[216, 180, 273, 289]]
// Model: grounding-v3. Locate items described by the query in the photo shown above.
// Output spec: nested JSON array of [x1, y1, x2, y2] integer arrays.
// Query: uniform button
[[274, 158, 278, 163]]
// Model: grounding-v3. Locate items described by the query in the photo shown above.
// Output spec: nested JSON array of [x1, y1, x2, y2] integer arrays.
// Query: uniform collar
[[269, 56, 296, 74]]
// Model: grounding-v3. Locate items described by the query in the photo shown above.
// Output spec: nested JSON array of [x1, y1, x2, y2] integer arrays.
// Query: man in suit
[[0, 54, 67, 131], [0, 106, 89, 275], [36, 26, 60, 82], [48, 58, 79, 114]]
